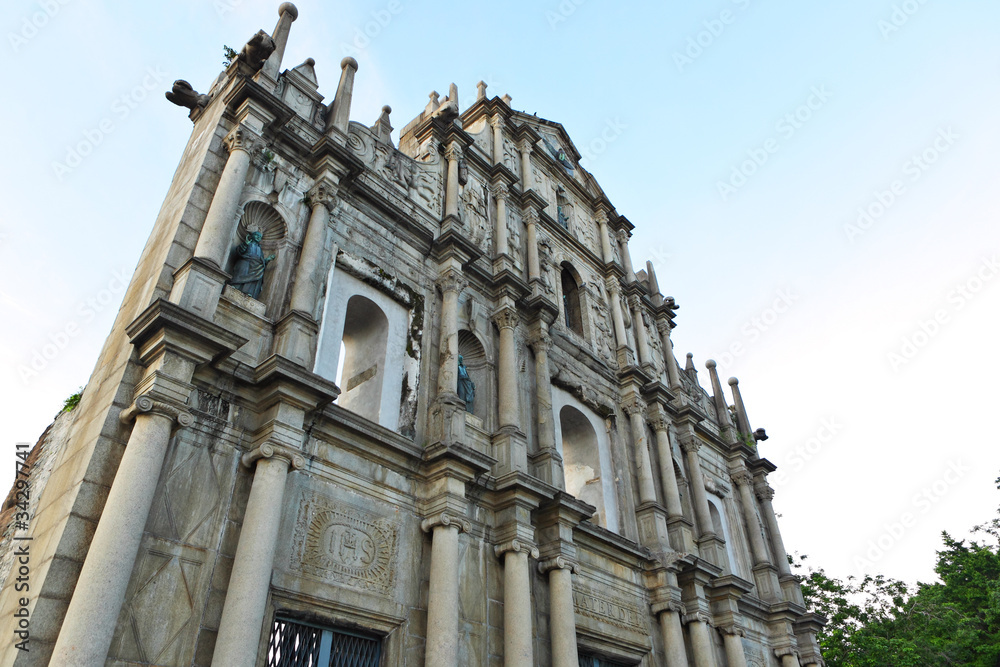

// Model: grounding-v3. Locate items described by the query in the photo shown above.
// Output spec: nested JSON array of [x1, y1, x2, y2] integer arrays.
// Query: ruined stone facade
[[0, 4, 824, 666]]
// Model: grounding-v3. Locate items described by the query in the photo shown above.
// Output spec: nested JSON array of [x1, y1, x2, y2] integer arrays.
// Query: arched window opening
[[337, 295, 389, 424], [561, 266, 583, 335], [560, 406, 607, 527], [708, 497, 735, 572]]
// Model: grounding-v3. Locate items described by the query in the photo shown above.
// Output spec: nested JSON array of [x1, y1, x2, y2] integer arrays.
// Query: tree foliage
[[797, 479, 1000, 666]]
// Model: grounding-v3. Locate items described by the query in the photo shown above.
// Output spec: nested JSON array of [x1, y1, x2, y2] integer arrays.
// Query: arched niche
[[560, 262, 584, 337], [458, 329, 493, 427], [228, 201, 289, 310], [551, 385, 620, 533], [707, 495, 736, 573], [338, 295, 389, 423]]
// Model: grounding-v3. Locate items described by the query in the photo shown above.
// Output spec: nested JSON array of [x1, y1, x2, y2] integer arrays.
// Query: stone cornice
[[126, 298, 248, 367]]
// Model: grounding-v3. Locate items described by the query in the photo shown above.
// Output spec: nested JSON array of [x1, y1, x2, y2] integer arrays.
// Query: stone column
[[492, 181, 509, 256], [629, 295, 651, 369], [494, 307, 520, 429], [436, 268, 468, 397], [444, 142, 463, 220], [616, 229, 636, 282], [212, 444, 303, 667], [732, 471, 772, 567], [721, 626, 749, 667], [51, 397, 192, 666], [193, 126, 260, 268], [524, 208, 541, 283], [530, 329, 556, 453], [755, 481, 792, 576], [491, 115, 504, 166], [651, 419, 683, 518], [623, 398, 657, 504], [606, 278, 628, 350], [686, 615, 719, 667], [775, 647, 802, 667], [657, 604, 689, 667], [422, 513, 470, 667], [596, 210, 614, 264], [539, 558, 579, 667], [327, 57, 359, 136], [259, 2, 298, 82], [680, 437, 715, 538], [656, 320, 682, 389], [496, 540, 539, 666], [288, 181, 337, 315], [518, 137, 533, 190]]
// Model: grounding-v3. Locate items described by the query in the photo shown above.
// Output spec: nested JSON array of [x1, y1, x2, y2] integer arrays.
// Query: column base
[[666, 515, 698, 553], [780, 573, 806, 605], [169, 256, 230, 321], [429, 393, 468, 448], [492, 426, 528, 475], [696, 533, 729, 570], [752, 562, 784, 602], [635, 503, 672, 553], [274, 310, 320, 369], [529, 447, 564, 488], [616, 345, 635, 368]]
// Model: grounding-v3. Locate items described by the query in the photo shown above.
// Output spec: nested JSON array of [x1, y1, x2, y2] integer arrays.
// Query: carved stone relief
[[572, 583, 649, 635], [291, 494, 399, 597]]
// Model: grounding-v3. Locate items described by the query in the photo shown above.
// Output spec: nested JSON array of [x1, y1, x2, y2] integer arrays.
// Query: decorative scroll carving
[[528, 333, 552, 354], [291, 495, 399, 597], [307, 181, 339, 213], [120, 394, 194, 427], [492, 307, 519, 331], [241, 442, 305, 470], [719, 624, 746, 637], [494, 539, 539, 559], [731, 471, 754, 488], [420, 512, 471, 534], [573, 584, 649, 634], [679, 436, 702, 454], [537, 556, 577, 574], [444, 143, 464, 163], [621, 397, 647, 419], [755, 481, 776, 502], [224, 126, 262, 155], [681, 611, 714, 627], [436, 268, 468, 295]]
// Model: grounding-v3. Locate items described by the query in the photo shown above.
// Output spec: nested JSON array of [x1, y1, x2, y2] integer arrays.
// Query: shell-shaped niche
[[236, 201, 287, 250]]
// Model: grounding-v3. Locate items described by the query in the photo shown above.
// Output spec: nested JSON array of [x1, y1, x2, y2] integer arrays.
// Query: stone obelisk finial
[[706, 360, 734, 438], [646, 260, 663, 307], [259, 3, 298, 82], [327, 57, 359, 136], [728, 377, 753, 438]]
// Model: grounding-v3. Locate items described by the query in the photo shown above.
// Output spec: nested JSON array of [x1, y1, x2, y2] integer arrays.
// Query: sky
[[1, 0, 999, 587]]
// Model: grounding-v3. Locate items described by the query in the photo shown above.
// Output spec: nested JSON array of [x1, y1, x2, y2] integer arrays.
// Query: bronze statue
[[457, 355, 475, 413], [229, 231, 274, 299]]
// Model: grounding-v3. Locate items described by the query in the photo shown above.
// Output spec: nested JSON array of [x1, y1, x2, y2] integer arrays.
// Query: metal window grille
[[266, 618, 382, 667], [578, 653, 629, 667]]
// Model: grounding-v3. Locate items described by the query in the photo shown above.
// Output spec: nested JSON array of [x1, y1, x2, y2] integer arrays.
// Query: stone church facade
[[0, 4, 824, 666]]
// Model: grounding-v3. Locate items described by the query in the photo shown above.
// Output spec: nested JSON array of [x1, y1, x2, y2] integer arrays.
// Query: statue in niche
[[229, 230, 274, 300], [457, 355, 475, 413]]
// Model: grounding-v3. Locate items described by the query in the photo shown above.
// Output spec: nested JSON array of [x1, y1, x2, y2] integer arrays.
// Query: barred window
[[266, 617, 383, 667], [579, 653, 630, 667]]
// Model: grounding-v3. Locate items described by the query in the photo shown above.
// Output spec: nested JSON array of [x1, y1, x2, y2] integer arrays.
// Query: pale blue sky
[[2, 0, 999, 585]]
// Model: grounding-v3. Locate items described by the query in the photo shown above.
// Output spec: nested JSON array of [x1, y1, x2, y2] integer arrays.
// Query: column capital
[[307, 180, 340, 213], [775, 647, 800, 659], [241, 442, 305, 470], [719, 623, 746, 637], [682, 611, 714, 627], [628, 293, 644, 311], [595, 209, 609, 226], [604, 275, 622, 295], [528, 332, 553, 354], [650, 599, 685, 616], [224, 125, 263, 155], [538, 556, 577, 574], [490, 180, 509, 200], [523, 207, 540, 225], [492, 306, 519, 331], [444, 142, 464, 162], [615, 228, 631, 244], [755, 481, 776, 502], [731, 471, 754, 488], [621, 397, 647, 418], [490, 114, 505, 130], [495, 539, 539, 559], [119, 394, 193, 428], [656, 318, 674, 336], [679, 435, 702, 454], [650, 416, 671, 434], [421, 511, 472, 534], [517, 137, 534, 153], [436, 268, 468, 295]]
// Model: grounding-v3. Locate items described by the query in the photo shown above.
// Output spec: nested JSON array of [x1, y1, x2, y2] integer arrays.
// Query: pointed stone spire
[[259, 3, 298, 82], [291, 57, 317, 87], [646, 260, 663, 307], [327, 57, 358, 137], [728, 377, 753, 438], [684, 352, 699, 384], [705, 360, 734, 439], [371, 105, 393, 145], [477, 80, 487, 101]]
